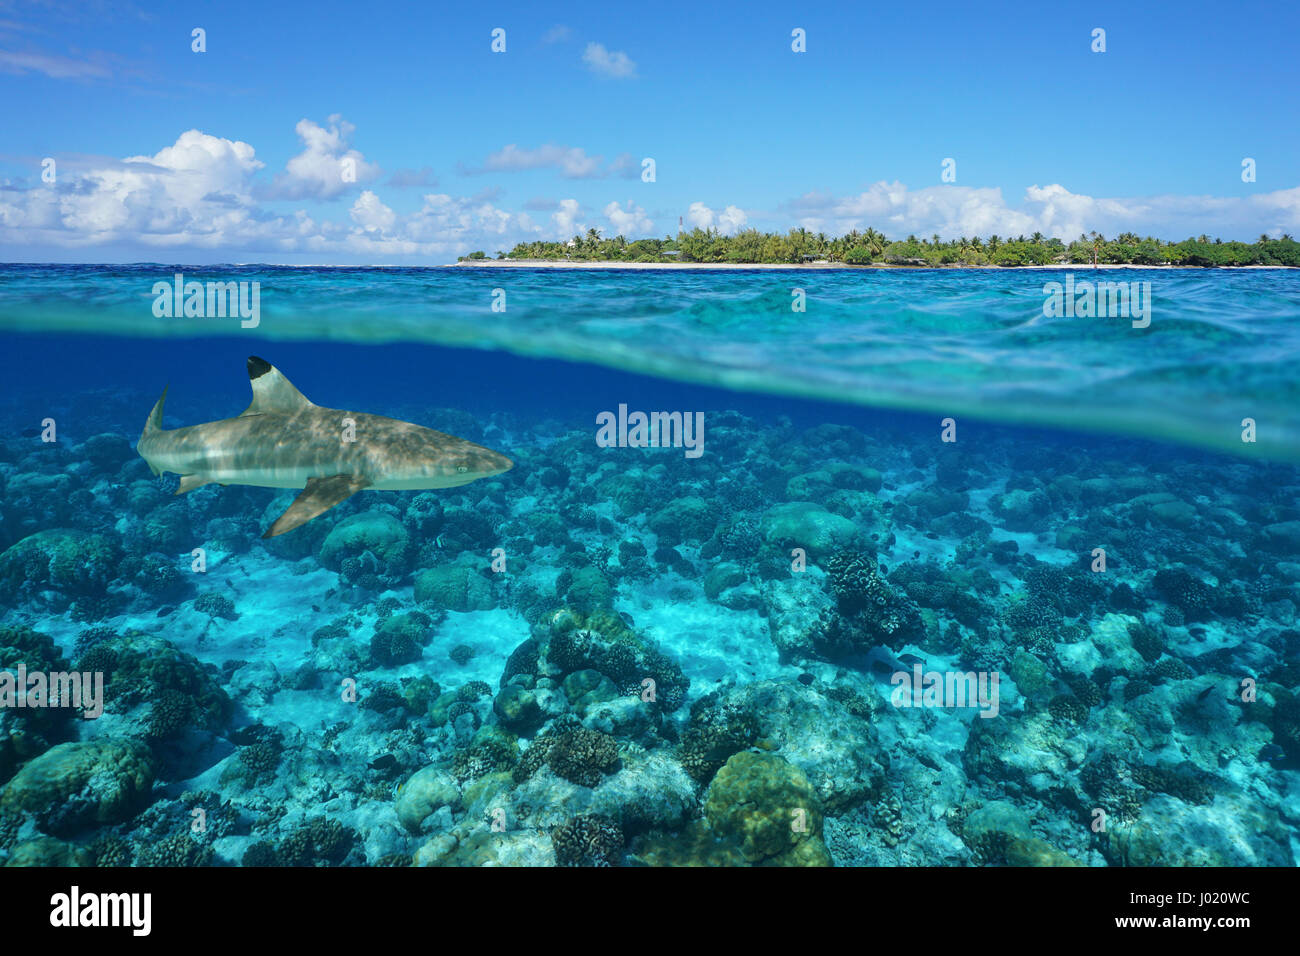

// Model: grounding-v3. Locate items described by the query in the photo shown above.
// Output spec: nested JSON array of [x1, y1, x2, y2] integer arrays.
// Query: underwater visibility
[[0, 264, 1297, 868]]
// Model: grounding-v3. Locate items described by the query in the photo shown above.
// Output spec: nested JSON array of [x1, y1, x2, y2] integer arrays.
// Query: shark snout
[[481, 448, 513, 476], [447, 444, 512, 482]]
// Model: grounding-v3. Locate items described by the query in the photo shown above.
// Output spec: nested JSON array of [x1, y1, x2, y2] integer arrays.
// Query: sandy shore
[[449, 259, 1293, 270], [451, 259, 850, 269]]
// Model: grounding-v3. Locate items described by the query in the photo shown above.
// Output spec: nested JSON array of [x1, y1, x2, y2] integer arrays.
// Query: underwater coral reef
[[1, 395, 1296, 868]]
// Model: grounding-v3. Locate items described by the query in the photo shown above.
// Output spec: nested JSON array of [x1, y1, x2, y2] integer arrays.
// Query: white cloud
[[541, 24, 571, 44], [474, 143, 605, 179], [685, 201, 748, 235], [604, 200, 652, 236], [783, 181, 1300, 241], [685, 202, 712, 230], [350, 190, 396, 234], [0, 127, 543, 259], [551, 198, 583, 238], [6, 129, 265, 239], [582, 42, 636, 79], [6, 121, 1298, 263], [717, 205, 748, 234], [270, 115, 379, 200]]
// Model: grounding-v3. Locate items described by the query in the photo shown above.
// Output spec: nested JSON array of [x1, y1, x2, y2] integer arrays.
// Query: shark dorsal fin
[[241, 356, 314, 416]]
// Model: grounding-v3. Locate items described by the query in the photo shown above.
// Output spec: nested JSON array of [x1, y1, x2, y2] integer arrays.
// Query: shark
[[137, 356, 513, 537]]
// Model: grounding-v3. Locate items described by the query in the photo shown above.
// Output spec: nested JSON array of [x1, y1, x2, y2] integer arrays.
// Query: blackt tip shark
[[137, 356, 513, 537]]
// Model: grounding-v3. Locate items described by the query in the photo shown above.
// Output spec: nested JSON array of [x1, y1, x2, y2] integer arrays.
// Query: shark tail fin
[[143, 385, 169, 437]]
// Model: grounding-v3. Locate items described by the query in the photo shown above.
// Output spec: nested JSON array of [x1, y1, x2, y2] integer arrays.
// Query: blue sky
[[1, 0, 1297, 262]]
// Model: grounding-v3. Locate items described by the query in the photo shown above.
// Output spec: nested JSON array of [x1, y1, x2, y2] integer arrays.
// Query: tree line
[[462, 227, 1300, 266]]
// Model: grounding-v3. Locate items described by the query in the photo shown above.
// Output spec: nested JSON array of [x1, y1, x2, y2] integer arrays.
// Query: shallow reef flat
[[0, 402, 1297, 868]]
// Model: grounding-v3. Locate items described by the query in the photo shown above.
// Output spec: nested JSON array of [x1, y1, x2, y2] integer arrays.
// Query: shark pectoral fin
[[175, 475, 213, 495], [262, 475, 371, 538]]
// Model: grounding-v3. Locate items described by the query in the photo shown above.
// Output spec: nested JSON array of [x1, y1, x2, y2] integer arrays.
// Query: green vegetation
[[481, 228, 1300, 267]]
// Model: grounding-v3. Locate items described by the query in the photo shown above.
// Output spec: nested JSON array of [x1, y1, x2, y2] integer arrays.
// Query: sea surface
[[0, 264, 1296, 867]]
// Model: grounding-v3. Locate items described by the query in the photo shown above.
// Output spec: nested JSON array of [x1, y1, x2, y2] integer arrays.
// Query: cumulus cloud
[[400, 193, 534, 244], [604, 200, 652, 236], [7, 121, 1296, 263], [551, 198, 584, 238], [350, 190, 396, 234], [782, 181, 1300, 241], [0, 127, 542, 260], [582, 42, 636, 78], [685, 201, 748, 235], [268, 115, 379, 200], [718, 206, 748, 234], [0, 129, 264, 240]]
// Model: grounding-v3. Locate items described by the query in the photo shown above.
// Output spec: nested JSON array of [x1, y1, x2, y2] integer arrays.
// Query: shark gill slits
[[247, 355, 273, 379]]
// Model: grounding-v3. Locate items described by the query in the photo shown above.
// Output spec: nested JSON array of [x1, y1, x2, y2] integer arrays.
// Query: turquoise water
[[4, 264, 1299, 460], [0, 264, 1296, 867]]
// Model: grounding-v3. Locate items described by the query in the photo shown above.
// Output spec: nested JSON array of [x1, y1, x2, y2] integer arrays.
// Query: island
[[453, 228, 1300, 268]]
